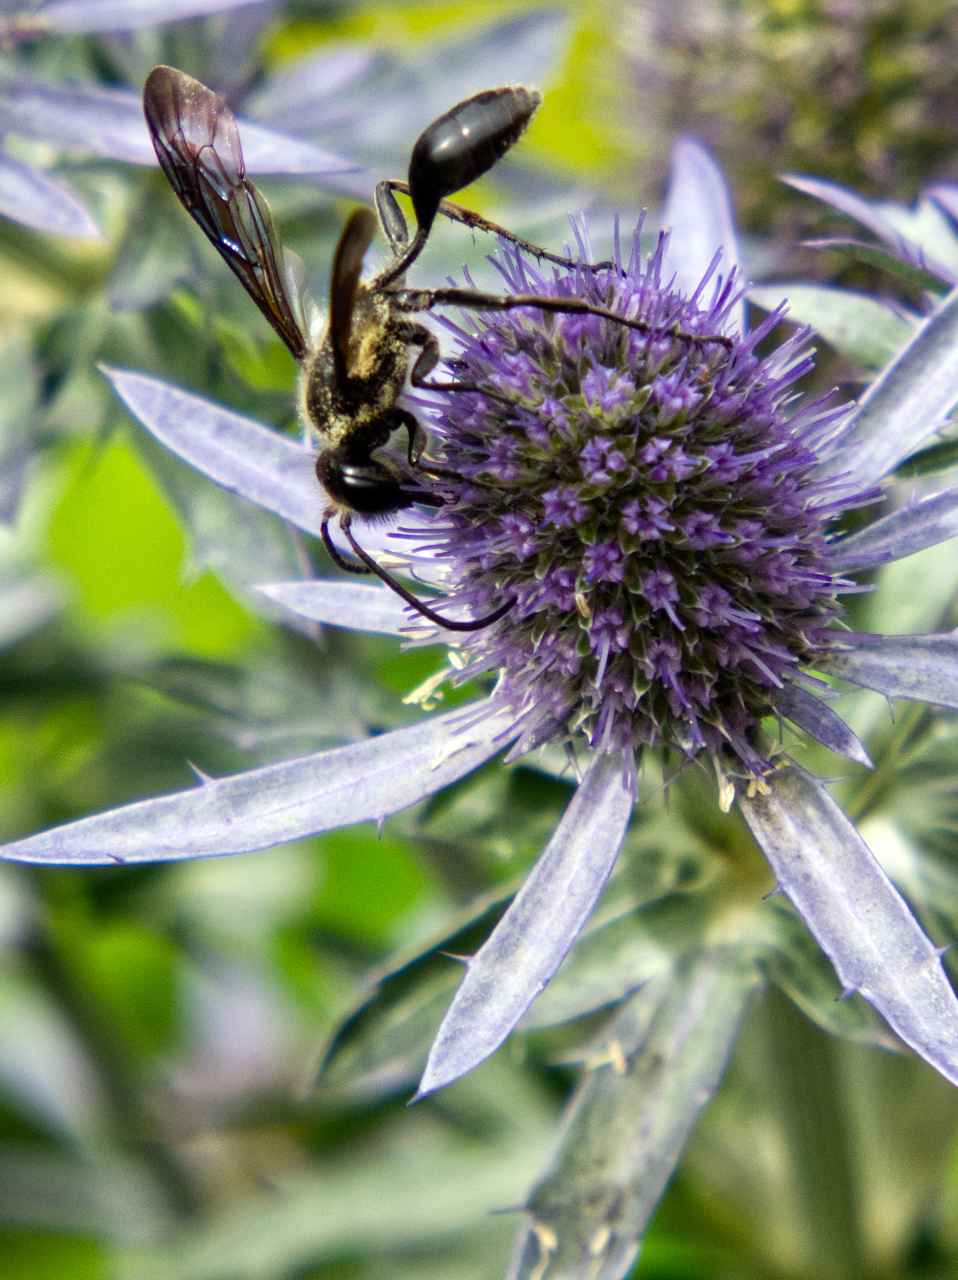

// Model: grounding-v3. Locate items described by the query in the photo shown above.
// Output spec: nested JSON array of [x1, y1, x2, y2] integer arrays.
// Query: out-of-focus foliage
[[4, 3, 958, 1280], [626, 0, 958, 237]]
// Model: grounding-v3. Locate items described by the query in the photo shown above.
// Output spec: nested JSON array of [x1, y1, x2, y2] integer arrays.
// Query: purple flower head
[[425, 227, 852, 776]]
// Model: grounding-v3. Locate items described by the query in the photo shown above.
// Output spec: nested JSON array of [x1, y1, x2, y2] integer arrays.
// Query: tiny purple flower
[[581, 365, 632, 415], [541, 486, 590, 529], [579, 437, 629, 485], [582, 540, 625, 585], [621, 494, 674, 539]]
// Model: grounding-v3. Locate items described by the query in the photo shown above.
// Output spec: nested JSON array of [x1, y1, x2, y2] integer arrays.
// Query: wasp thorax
[[300, 292, 409, 454]]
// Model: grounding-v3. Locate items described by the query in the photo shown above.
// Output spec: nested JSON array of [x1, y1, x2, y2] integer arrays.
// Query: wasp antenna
[[321, 511, 371, 576], [339, 514, 514, 632]]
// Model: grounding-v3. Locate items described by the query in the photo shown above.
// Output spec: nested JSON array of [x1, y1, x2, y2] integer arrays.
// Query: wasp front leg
[[375, 404, 443, 482], [399, 321, 502, 397], [397, 322, 518, 432]]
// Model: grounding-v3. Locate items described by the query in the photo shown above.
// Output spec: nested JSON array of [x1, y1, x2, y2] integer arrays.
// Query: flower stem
[[843, 701, 926, 824], [766, 987, 863, 1278]]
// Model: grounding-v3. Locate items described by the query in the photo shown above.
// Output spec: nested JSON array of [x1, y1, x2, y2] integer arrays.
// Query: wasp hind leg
[[378, 179, 616, 274]]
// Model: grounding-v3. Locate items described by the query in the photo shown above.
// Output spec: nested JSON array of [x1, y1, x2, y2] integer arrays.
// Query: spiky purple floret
[[418, 226, 856, 774]]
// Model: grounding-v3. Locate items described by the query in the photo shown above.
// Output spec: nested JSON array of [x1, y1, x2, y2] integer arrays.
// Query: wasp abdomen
[[408, 87, 541, 236]]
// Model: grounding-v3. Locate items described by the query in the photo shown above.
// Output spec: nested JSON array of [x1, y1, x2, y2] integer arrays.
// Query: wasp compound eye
[[316, 454, 416, 517], [407, 87, 541, 237]]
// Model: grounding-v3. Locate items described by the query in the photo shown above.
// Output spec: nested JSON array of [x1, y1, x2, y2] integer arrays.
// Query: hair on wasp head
[[143, 66, 735, 632]]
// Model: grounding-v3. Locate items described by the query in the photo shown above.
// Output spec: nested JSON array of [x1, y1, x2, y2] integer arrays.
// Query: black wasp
[[143, 66, 731, 631]]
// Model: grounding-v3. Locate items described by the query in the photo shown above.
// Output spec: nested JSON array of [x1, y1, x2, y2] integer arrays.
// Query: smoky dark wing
[[329, 207, 378, 370], [143, 66, 311, 361]]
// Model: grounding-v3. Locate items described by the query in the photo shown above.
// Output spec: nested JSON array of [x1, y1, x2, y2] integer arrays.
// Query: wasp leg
[[375, 180, 411, 259], [397, 286, 734, 352], [374, 187, 431, 286], [403, 324, 477, 393], [397, 322, 514, 409], [382, 179, 616, 273], [372, 403, 428, 468], [357, 402, 463, 490], [387, 406, 436, 473], [339, 513, 515, 632], [385, 404, 462, 485]]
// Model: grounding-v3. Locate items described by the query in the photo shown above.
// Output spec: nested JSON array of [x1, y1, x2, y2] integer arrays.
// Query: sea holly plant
[[6, 124, 958, 1279]]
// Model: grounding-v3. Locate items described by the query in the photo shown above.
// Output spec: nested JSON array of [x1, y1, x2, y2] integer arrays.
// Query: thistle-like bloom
[[6, 138, 958, 1276], [413, 227, 850, 784]]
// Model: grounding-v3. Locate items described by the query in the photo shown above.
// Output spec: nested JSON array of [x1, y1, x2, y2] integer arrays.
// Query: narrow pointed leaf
[[783, 180, 958, 283], [135, 431, 306, 617], [519, 888, 723, 1032], [749, 284, 914, 371], [0, 702, 518, 866], [102, 368, 437, 566], [782, 175, 907, 249], [829, 485, 958, 570], [510, 949, 758, 1280], [773, 682, 873, 767], [0, 77, 356, 175], [227, 118, 359, 179], [815, 630, 958, 707], [518, 910, 671, 1029], [317, 888, 518, 1102], [0, 78, 153, 164], [870, 196, 958, 277], [763, 900, 902, 1051], [39, 0, 276, 33], [104, 367, 322, 533], [895, 437, 958, 478], [258, 581, 417, 635], [417, 750, 634, 1097], [318, 971, 462, 1104], [0, 153, 102, 239], [927, 184, 958, 251], [661, 137, 742, 335], [802, 238, 953, 291], [815, 283, 958, 488], [740, 763, 958, 1088]]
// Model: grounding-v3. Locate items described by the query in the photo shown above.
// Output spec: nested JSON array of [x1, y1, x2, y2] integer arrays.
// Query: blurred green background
[[6, 1, 958, 1278]]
